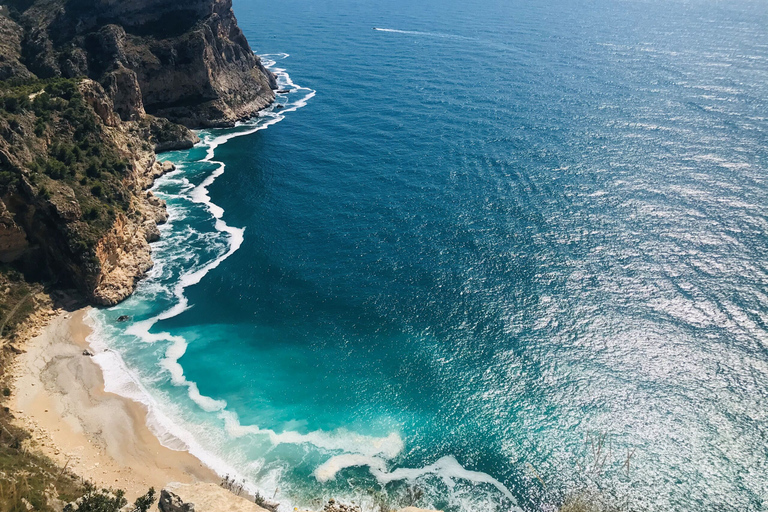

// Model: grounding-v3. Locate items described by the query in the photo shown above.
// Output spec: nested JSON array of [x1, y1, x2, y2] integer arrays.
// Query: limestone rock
[[102, 66, 146, 121], [163, 483, 272, 512], [0, 12, 34, 80], [159, 489, 195, 512], [0, 0, 271, 307], [79, 79, 120, 127], [324, 499, 361, 512], [10, 0, 276, 128]]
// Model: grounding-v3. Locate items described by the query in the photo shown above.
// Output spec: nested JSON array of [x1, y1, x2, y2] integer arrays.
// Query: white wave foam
[[86, 53, 318, 501], [119, 53, 316, 417], [314, 454, 521, 510], [221, 410, 403, 459], [314, 453, 388, 482], [85, 311, 245, 478]]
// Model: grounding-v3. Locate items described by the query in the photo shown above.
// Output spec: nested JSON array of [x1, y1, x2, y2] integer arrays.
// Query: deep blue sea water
[[88, 1, 768, 510]]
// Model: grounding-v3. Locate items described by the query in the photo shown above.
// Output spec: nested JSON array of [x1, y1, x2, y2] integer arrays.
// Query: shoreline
[[9, 308, 218, 501], [7, 307, 436, 512]]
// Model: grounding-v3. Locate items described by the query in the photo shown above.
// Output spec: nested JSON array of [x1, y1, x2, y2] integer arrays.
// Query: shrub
[[84, 207, 99, 220], [45, 159, 66, 179], [132, 488, 156, 512], [86, 161, 101, 178]]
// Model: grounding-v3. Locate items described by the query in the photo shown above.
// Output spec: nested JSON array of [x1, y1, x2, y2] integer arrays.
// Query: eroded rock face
[[0, 13, 35, 80], [0, 0, 274, 306], [13, 0, 276, 127], [0, 200, 29, 263], [0, 76, 185, 305], [159, 489, 196, 512], [89, 139, 173, 306]]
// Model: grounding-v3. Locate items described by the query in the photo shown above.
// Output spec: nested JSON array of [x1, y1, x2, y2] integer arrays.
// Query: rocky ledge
[[9, 0, 276, 127], [158, 485, 443, 512], [0, 0, 277, 304]]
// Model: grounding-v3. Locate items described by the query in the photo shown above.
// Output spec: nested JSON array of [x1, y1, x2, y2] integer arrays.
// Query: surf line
[[124, 53, 316, 413], [86, 53, 317, 494]]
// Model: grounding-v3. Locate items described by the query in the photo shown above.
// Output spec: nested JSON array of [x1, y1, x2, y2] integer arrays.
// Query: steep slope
[[9, 0, 276, 127], [0, 0, 276, 304]]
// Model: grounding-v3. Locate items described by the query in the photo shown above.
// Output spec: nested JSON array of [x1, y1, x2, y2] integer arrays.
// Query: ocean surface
[[87, 0, 768, 510]]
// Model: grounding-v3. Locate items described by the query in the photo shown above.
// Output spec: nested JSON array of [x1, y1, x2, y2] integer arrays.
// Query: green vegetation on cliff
[[1, 78, 132, 249]]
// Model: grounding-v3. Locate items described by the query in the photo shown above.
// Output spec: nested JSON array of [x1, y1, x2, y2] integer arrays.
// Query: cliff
[[0, 0, 276, 304], [8, 0, 276, 127], [0, 77, 175, 304]]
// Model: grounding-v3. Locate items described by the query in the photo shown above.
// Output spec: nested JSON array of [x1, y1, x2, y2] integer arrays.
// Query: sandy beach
[[9, 308, 218, 501]]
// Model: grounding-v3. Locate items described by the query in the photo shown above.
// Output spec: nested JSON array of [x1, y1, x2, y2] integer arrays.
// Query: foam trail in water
[[373, 27, 474, 41], [220, 410, 403, 459], [86, 53, 318, 497], [314, 454, 521, 510]]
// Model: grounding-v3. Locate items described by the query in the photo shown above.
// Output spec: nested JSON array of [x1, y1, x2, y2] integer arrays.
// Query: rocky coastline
[[1, 0, 275, 304], [0, 1, 444, 511]]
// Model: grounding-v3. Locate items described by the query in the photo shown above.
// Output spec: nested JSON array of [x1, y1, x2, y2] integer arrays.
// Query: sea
[[85, 0, 768, 510]]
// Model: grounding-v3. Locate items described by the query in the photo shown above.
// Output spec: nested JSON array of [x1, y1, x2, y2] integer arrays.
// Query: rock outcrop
[[159, 489, 196, 512], [0, 78, 179, 304], [319, 499, 443, 512], [0, 0, 274, 304], [160, 483, 271, 512], [0, 200, 28, 263], [10, 0, 276, 127]]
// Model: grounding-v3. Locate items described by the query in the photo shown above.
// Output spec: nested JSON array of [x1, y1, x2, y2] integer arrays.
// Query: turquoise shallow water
[[89, 1, 768, 510]]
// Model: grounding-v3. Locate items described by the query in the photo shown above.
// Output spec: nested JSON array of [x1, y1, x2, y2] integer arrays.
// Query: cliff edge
[[7, 0, 276, 127], [0, 0, 276, 304]]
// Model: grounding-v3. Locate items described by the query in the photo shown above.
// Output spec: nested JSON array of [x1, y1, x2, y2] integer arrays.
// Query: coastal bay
[[10, 310, 216, 500], [2, 0, 768, 510]]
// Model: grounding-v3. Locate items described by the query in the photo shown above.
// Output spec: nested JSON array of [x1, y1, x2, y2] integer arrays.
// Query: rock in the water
[[116, 315, 130, 322]]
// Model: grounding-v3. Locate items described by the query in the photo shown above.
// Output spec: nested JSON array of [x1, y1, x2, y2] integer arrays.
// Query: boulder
[[159, 489, 195, 512]]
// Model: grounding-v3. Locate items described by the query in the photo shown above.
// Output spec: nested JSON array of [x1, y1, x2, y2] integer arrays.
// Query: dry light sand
[[10, 308, 217, 501], [9, 308, 437, 512]]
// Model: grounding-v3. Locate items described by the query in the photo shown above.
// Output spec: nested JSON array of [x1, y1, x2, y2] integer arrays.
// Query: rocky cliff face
[[0, 77, 179, 304], [0, 0, 275, 304], [10, 0, 276, 127]]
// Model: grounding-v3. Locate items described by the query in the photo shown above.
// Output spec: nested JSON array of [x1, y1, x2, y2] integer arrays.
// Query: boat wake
[[373, 27, 473, 41]]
